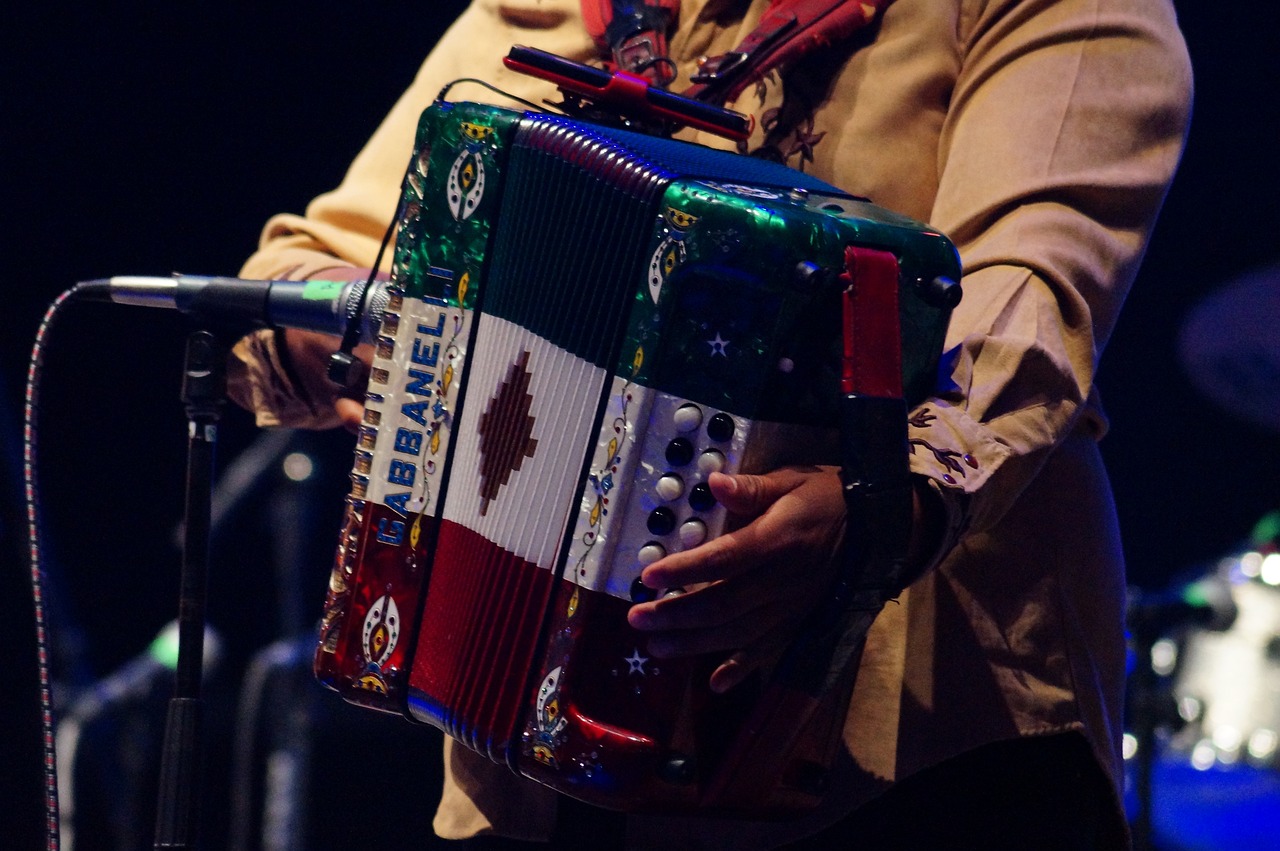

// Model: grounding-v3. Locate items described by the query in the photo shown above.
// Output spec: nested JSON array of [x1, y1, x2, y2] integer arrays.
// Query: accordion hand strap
[[705, 246, 912, 808], [788, 245, 912, 695], [687, 0, 891, 104], [836, 245, 912, 604]]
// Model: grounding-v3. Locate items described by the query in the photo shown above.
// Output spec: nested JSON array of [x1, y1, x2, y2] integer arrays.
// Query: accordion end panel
[[310, 289, 463, 714], [506, 392, 842, 814], [313, 101, 520, 715]]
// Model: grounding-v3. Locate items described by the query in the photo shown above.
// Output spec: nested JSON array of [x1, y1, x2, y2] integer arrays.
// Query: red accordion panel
[[313, 501, 432, 711], [408, 520, 555, 759]]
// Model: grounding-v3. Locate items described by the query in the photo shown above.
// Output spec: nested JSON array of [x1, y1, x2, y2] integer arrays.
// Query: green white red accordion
[[314, 100, 959, 814]]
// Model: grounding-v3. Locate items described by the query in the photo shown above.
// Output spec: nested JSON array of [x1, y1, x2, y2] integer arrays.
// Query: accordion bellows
[[314, 100, 959, 814]]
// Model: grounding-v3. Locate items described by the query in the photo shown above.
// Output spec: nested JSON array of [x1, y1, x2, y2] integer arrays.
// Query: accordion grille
[[408, 117, 673, 756]]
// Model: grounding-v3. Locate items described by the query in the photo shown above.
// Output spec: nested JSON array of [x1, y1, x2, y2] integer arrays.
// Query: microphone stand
[[153, 329, 224, 850]]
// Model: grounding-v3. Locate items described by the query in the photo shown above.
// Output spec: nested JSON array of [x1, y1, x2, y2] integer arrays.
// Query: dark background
[[3, 3, 1277, 848]]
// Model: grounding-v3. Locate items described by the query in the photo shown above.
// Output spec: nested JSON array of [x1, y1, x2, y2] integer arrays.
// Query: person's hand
[[626, 466, 847, 694], [280, 328, 371, 433], [279, 267, 379, 433]]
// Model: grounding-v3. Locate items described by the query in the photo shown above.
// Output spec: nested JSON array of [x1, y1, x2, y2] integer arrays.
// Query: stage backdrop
[[4, 3, 1277, 848]]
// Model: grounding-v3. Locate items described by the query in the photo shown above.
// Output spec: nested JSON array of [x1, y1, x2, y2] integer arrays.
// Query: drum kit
[[1127, 261, 1280, 850]]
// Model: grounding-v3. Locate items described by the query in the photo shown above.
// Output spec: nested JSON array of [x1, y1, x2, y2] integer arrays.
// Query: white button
[[673, 403, 703, 433], [697, 449, 726, 474], [679, 519, 707, 547], [638, 542, 667, 564], [655, 474, 685, 501]]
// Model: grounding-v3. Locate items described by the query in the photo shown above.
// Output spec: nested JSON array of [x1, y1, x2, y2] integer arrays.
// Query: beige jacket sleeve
[[228, 1, 596, 427], [893, 0, 1193, 542]]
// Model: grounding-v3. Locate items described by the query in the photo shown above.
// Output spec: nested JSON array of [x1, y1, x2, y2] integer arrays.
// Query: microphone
[[74, 275, 393, 343]]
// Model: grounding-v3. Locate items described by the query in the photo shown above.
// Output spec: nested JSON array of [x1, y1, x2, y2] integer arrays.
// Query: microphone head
[[362, 281, 393, 341], [75, 276, 180, 309]]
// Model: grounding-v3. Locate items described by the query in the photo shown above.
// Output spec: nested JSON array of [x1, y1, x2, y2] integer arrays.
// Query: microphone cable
[[23, 285, 85, 851]]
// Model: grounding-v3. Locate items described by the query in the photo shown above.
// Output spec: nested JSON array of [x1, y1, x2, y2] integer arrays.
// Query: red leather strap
[[840, 245, 902, 399], [581, 0, 613, 42], [583, 0, 682, 84], [583, 1, 891, 102], [687, 0, 890, 103]]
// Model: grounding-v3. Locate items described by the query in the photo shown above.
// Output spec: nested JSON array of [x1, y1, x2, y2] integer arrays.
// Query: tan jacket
[[230, 0, 1192, 845]]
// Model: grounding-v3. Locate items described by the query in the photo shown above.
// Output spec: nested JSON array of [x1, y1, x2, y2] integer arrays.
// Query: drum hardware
[[1126, 519, 1280, 849], [1178, 260, 1280, 431]]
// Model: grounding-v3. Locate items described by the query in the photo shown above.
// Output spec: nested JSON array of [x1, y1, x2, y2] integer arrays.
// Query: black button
[[688, 482, 716, 512], [630, 576, 656, 603], [665, 437, 694, 466], [707, 413, 735, 442], [647, 507, 677, 535]]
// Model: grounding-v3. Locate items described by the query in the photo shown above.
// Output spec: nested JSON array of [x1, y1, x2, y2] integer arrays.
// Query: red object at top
[[582, 0, 893, 105]]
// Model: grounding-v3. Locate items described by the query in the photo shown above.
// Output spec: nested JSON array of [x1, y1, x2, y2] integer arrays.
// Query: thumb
[[707, 470, 800, 517], [335, 397, 366, 434]]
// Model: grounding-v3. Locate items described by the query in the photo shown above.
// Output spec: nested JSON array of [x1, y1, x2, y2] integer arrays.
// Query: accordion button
[[679, 519, 707, 547], [647, 507, 677, 536], [630, 576, 657, 603], [697, 449, 726, 475], [665, 437, 695, 467], [660, 756, 696, 784], [655, 474, 685, 502], [707, 412, 736, 442], [639, 542, 667, 564], [689, 482, 717, 512], [673, 403, 703, 433]]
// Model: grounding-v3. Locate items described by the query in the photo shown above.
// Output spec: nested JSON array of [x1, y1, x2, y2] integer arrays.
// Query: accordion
[[314, 100, 960, 814]]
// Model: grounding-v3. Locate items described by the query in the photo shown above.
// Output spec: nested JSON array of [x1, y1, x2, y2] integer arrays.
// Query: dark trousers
[[460, 732, 1125, 850], [782, 732, 1125, 850]]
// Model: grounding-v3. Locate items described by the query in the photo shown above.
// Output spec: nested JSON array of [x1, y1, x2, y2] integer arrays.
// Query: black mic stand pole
[[153, 329, 225, 850]]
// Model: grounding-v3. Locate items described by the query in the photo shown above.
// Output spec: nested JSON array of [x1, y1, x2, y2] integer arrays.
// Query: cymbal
[[1178, 261, 1280, 430]]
